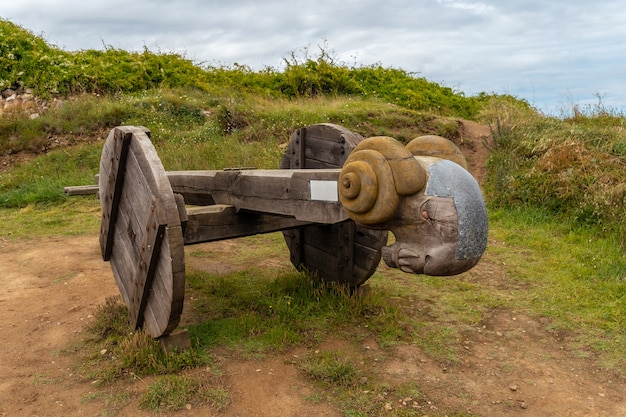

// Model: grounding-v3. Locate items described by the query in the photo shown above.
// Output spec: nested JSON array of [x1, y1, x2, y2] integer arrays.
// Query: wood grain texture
[[280, 124, 387, 287], [184, 205, 311, 244], [63, 185, 99, 195], [169, 169, 348, 224], [99, 126, 184, 338]]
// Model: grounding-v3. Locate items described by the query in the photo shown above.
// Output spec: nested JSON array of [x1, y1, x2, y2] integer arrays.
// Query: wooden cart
[[97, 123, 488, 339]]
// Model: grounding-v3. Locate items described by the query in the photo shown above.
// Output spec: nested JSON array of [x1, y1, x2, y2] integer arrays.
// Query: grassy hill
[[1, 18, 625, 242]]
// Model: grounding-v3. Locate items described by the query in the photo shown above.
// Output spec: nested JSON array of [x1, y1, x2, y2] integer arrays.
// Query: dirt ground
[[1, 122, 625, 416]]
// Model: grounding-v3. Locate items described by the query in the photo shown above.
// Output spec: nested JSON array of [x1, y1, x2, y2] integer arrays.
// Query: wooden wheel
[[280, 124, 388, 287], [99, 126, 185, 338]]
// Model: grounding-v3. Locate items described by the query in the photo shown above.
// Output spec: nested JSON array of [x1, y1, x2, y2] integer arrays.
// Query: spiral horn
[[339, 136, 426, 224], [406, 135, 468, 169]]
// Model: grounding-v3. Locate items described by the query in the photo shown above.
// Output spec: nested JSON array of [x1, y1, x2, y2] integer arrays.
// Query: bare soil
[[1, 121, 625, 416]]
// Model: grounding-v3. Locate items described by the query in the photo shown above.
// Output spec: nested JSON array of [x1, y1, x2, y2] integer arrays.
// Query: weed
[[297, 350, 358, 387], [79, 296, 213, 383], [138, 371, 230, 412], [186, 258, 411, 354]]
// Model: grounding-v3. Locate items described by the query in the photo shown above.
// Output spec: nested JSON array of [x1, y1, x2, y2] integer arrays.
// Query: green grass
[[185, 261, 409, 355], [77, 297, 213, 381], [0, 198, 100, 239], [480, 97, 626, 242], [297, 350, 358, 387], [487, 207, 626, 369], [139, 374, 230, 412]]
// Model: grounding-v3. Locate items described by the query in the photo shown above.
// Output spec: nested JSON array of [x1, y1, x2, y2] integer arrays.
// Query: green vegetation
[[1, 19, 624, 416], [488, 207, 626, 369], [1, 18, 492, 118], [186, 266, 408, 353], [481, 97, 626, 242], [79, 297, 213, 382]]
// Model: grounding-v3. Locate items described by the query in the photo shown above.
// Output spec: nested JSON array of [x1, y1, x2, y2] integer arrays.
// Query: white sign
[[310, 180, 338, 202]]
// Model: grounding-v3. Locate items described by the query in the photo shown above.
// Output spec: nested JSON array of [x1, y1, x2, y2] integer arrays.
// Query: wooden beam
[[183, 205, 311, 244], [167, 169, 348, 224], [128, 197, 167, 329], [63, 185, 99, 196], [99, 127, 133, 261]]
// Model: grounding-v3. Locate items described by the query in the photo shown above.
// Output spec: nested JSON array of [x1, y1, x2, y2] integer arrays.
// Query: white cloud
[[436, 0, 495, 15], [1, 0, 625, 112]]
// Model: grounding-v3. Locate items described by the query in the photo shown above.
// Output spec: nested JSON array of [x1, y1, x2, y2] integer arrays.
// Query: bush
[[482, 97, 626, 241]]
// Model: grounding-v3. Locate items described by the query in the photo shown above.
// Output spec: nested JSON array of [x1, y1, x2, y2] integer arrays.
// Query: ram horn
[[339, 136, 426, 224]]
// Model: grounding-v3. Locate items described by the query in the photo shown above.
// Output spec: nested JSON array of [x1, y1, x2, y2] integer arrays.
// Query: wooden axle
[[168, 168, 347, 224]]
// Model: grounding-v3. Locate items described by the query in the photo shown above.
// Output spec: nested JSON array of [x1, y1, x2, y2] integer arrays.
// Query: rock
[[509, 384, 519, 391]]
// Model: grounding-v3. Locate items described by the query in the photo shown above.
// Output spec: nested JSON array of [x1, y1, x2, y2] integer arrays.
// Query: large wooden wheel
[[280, 124, 388, 287], [99, 126, 185, 338]]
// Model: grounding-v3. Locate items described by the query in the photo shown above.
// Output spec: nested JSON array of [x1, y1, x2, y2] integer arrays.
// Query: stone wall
[[1, 87, 48, 119]]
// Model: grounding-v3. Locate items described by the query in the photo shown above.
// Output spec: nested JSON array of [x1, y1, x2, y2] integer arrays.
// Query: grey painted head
[[424, 159, 488, 260], [382, 158, 488, 276]]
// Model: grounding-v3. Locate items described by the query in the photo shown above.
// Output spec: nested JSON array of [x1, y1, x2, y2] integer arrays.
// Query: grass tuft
[[297, 350, 358, 387], [186, 263, 409, 354]]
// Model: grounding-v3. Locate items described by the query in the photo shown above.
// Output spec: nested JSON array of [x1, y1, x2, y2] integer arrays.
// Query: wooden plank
[[166, 227, 186, 332], [301, 242, 342, 278], [302, 224, 339, 255], [63, 185, 99, 196], [106, 143, 159, 304], [302, 135, 345, 167], [128, 197, 167, 329], [354, 241, 384, 271], [299, 236, 381, 286], [168, 170, 217, 205], [122, 150, 155, 254], [99, 127, 132, 261], [174, 194, 188, 224], [109, 227, 136, 306], [283, 229, 304, 268], [306, 123, 352, 143], [129, 130, 185, 337], [222, 170, 345, 223], [169, 169, 347, 224], [224, 196, 345, 224], [183, 205, 311, 244], [297, 127, 305, 167], [302, 158, 337, 169], [337, 221, 355, 283], [110, 196, 143, 300]]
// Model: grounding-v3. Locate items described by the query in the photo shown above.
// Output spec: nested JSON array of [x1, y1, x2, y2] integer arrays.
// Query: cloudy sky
[[1, 0, 624, 114]]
